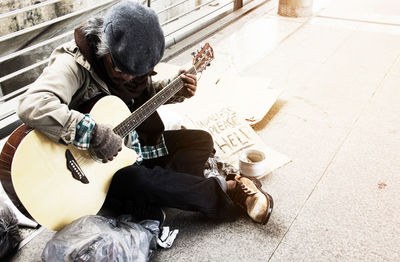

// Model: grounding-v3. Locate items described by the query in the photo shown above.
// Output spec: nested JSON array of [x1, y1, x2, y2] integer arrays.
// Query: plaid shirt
[[73, 114, 168, 165]]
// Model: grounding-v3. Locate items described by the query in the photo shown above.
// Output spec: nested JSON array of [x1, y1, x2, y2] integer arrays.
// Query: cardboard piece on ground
[[160, 70, 281, 127], [183, 106, 291, 177], [214, 76, 280, 126], [153, 62, 181, 82]]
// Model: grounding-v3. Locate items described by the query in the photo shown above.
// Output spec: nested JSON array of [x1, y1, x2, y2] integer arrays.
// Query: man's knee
[[196, 130, 214, 152], [111, 165, 146, 191]]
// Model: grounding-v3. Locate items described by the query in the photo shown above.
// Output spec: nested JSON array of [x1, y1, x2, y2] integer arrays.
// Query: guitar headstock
[[192, 43, 214, 73]]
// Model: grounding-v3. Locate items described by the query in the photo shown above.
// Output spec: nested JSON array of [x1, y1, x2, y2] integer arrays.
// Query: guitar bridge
[[65, 149, 89, 184]]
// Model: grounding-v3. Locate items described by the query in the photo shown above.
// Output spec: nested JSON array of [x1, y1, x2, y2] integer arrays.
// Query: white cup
[[239, 149, 268, 177]]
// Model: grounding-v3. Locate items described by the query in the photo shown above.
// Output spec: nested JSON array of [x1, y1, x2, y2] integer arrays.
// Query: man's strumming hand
[[90, 123, 122, 163]]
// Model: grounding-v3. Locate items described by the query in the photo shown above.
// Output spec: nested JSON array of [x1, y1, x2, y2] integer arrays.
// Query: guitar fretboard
[[113, 66, 197, 138]]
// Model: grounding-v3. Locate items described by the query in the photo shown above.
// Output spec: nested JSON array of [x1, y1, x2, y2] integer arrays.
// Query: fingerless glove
[[90, 123, 122, 160]]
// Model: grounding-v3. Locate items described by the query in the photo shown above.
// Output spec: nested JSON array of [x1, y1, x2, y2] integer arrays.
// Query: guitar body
[[10, 96, 137, 231]]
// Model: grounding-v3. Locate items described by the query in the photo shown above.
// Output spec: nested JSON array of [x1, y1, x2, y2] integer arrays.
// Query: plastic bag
[[0, 201, 21, 259], [204, 154, 239, 179], [42, 215, 160, 262]]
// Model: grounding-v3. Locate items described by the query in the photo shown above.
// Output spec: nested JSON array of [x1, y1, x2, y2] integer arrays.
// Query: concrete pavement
[[5, 0, 400, 261]]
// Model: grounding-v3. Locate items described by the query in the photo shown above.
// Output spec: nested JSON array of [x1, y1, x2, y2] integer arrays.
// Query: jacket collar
[[73, 24, 113, 94], [74, 24, 97, 72]]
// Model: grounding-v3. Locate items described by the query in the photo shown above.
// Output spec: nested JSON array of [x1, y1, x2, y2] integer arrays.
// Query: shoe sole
[[261, 191, 273, 225], [247, 177, 274, 225]]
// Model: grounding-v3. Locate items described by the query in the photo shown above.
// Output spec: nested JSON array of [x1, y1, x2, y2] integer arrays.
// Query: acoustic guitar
[[0, 43, 214, 231]]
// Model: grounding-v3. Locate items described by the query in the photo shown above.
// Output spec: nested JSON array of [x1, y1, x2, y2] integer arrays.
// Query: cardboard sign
[[186, 106, 291, 177], [191, 107, 256, 164]]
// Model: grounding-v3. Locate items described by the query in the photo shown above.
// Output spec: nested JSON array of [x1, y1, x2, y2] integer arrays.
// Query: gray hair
[[81, 17, 109, 58]]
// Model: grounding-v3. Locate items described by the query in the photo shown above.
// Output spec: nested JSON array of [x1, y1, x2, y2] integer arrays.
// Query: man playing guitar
[[11, 0, 273, 230]]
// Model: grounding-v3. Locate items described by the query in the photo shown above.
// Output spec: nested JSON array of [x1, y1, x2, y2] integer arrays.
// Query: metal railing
[[0, 0, 62, 20], [0, 0, 248, 134]]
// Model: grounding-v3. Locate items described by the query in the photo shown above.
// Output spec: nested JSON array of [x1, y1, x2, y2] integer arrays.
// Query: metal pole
[[234, 0, 243, 11], [278, 0, 313, 17]]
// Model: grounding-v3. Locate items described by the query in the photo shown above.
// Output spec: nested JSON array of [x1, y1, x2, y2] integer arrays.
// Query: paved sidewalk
[[161, 0, 400, 260], [6, 0, 400, 261]]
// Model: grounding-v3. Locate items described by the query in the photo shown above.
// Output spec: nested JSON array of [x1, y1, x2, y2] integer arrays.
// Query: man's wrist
[[72, 114, 96, 150]]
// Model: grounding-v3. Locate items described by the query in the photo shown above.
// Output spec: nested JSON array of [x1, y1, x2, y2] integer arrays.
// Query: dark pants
[[106, 129, 235, 219]]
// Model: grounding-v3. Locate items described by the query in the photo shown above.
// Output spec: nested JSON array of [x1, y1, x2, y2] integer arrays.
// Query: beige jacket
[[17, 40, 179, 144]]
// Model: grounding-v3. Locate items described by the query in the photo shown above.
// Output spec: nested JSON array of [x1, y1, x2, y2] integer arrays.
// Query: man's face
[[103, 54, 153, 98], [103, 54, 135, 85]]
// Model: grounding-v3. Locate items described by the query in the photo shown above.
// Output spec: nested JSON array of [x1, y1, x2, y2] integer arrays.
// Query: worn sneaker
[[227, 174, 274, 225]]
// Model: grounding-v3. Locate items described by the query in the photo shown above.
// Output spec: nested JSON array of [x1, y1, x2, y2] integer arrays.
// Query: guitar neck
[[113, 66, 197, 138]]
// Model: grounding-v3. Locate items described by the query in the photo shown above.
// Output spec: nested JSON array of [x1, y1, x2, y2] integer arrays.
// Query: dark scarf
[[74, 25, 164, 146]]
